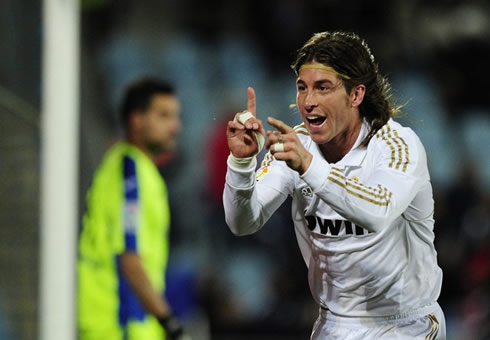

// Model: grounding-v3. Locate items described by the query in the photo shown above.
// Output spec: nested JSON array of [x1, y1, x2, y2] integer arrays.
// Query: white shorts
[[311, 303, 446, 340]]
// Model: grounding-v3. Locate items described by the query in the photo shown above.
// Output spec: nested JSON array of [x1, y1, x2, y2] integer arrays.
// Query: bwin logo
[[305, 213, 372, 236]]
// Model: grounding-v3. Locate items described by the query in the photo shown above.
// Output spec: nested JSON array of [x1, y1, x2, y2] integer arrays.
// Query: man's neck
[[126, 137, 155, 162], [319, 120, 362, 163]]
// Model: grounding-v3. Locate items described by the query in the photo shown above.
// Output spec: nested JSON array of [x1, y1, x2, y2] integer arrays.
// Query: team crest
[[301, 186, 313, 198]]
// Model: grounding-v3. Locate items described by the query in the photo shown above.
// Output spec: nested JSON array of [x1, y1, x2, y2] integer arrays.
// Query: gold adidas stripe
[[393, 130, 410, 172], [425, 313, 440, 340], [327, 175, 391, 206], [266, 153, 274, 166], [294, 124, 310, 136], [375, 124, 389, 138], [261, 152, 274, 167], [294, 123, 306, 130], [329, 171, 389, 199], [387, 126, 404, 170], [381, 133, 397, 169], [426, 315, 435, 340], [329, 168, 391, 203], [376, 124, 410, 172], [386, 125, 409, 171]]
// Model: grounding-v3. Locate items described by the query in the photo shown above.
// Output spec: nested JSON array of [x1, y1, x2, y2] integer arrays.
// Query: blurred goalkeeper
[[223, 31, 445, 339], [78, 78, 190, 340]]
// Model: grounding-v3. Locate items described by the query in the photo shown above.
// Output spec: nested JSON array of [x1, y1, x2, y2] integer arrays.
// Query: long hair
[[291, 31, 401, 145]]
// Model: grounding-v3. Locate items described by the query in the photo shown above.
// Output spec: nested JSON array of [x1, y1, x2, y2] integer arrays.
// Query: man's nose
[[305, 91, 318, 109]]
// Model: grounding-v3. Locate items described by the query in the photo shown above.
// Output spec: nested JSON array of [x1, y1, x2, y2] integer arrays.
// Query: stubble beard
[[145, 138, 175, 157]]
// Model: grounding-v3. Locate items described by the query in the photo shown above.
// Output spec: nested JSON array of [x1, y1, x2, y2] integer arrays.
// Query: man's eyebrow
[[314, 79, 335, 86]]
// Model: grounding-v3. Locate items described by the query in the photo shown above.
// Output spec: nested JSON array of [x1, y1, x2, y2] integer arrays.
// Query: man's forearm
[[119, 251, 171, 319]]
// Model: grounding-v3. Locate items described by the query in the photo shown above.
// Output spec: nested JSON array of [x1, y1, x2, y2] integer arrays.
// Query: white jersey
[[223, 118, 443, 318]]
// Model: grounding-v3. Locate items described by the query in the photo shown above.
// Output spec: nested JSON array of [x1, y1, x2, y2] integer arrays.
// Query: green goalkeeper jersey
[[78, 142, 170, 339]]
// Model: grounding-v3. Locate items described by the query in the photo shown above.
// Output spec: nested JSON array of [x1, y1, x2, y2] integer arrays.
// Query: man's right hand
[[158, 314, 192, 340], [226, 87, 265, 158]]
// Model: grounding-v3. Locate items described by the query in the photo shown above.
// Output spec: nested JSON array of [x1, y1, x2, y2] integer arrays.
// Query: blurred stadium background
[[1, 0, 489, 339]]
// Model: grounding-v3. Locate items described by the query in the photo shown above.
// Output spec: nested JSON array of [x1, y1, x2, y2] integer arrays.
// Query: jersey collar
[[338, 119, 369, 167], [311, 119, 369, 167]]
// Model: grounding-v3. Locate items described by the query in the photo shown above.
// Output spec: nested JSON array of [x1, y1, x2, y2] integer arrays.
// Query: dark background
[[0, 0, 489, 339]]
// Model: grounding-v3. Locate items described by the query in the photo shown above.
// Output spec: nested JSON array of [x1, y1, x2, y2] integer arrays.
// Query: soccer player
[[78, 78, 190, 340], [223, 31, 446, 339]]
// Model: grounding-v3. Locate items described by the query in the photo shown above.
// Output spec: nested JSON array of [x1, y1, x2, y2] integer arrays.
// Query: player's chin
[[149, 140, 176, 154], [309, 133, 331, 145], [162, 140, 178, 152]]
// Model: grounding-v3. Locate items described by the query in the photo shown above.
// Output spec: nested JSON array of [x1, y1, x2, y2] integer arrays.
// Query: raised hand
[[266, 117, 312, 175], [226, 87, 266, 158]]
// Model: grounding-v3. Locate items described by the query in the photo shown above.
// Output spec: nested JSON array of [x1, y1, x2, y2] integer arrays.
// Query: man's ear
[[128, 111, 143, 132], [350, 84, 366, 108]]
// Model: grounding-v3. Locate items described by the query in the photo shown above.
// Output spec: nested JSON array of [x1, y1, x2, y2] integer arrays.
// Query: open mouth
[[306, 115, 326, 127]]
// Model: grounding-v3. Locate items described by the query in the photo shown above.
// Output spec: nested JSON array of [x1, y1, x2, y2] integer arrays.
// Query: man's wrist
[[157, 314, 183, 338], [299, 152, 313, 175], [227, 153, 257, 170]]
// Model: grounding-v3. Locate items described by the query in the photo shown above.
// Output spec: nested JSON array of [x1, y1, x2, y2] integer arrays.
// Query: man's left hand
[[266, 117, 312, 175]]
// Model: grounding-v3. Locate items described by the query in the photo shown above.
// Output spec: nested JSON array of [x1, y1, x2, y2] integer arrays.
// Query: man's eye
[[297, 86, 306, 91], [319, 86, 330, 91]]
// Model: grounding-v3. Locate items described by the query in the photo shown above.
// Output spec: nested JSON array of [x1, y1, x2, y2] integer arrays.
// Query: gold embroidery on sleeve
[[393, 130, 410, 172], [328, 167, 392, 206], [376, 124, 410, 173]]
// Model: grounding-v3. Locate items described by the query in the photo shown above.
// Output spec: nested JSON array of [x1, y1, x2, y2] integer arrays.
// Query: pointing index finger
[[267, 117, 294, 134], [247, 87, 256, 116]]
